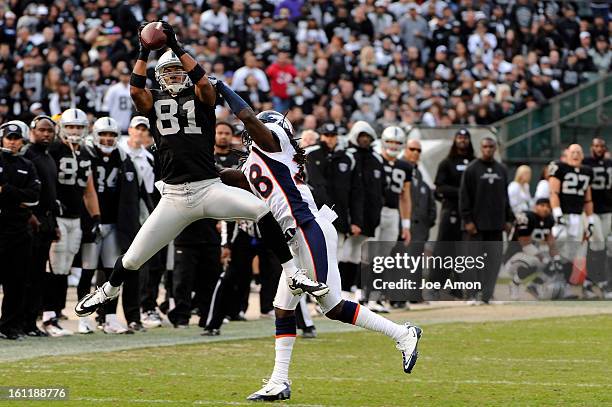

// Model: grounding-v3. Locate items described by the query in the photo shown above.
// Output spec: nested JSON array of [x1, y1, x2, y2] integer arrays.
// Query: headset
[[30, 114, 57, 129]]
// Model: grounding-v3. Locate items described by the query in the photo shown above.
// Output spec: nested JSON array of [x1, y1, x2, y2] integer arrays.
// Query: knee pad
[[121, 253, 141, 271]]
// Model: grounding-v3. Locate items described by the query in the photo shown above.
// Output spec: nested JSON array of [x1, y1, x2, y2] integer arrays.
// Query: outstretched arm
[[130, 22, 154, 113], [161, 22, 215, 106], [214, 79, 280, 153]]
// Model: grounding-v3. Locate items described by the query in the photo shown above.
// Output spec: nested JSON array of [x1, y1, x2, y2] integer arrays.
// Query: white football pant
[[49, 217, 82, 275]]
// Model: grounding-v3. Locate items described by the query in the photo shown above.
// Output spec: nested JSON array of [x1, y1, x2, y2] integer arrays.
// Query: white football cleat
[[367, 300, 390, 313], [77, 317, 96, 334], [396, 323, 423, 374], [43, 319, 74, 337], [75, 283, 119, 317], [246, 379, 291, 401], [287, 269, 329, 297], [103, 315, 129, 334], [141, 310, 162, 329]]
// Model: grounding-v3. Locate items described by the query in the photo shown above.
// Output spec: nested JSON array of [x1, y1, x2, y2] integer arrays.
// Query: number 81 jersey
[[243, 141, 318, 235], [147, 87, 217, 184], [548, 160, 593, 214]]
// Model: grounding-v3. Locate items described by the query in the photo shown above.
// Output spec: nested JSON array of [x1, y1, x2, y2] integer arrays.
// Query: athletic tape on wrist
[[187, 64, 206, 84], [130, 73, 146, 88]]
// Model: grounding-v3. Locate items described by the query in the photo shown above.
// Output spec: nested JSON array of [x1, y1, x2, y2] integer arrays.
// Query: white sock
[[103, 282, 120, 297], [106, 313, 118, 324], [269, 336, 296, 384], [281, 259, 298, 277], [42, 311, 56, 323], [354, 305, 407, 341]]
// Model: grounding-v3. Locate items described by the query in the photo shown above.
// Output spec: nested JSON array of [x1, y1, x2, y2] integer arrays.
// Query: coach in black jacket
[[23, 116, 58, 337], [459, 137, 514, 303], [0, 123, 40, 339], [305, 123, 364, 234]]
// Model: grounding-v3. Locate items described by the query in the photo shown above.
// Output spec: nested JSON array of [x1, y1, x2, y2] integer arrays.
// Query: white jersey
[[103, 82, 132, 132], [243, 135, 318, 236]]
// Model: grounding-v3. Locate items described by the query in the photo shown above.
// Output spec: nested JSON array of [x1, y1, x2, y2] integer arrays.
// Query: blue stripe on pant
[[299, 219, 329, 283]]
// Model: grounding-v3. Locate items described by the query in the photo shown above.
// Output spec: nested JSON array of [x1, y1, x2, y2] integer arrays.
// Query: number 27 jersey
[[548, 161, 593, 214], [243, 138, 317, 235], [147, 87, 217, 184]]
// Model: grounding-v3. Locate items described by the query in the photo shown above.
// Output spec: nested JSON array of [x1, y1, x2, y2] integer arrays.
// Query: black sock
[[109, 256, 128, 287], [256, 212, 292, 264]]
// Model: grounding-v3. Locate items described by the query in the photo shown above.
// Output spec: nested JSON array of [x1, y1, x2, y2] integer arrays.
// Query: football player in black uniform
[[76, 22, 327, 317], [378, 126, 412, 243], [80, 117, 143, 334], [582, 137, 612, 298], [45, 108, 101, 337], [548, 144, 595, 291], [506, 198, 564, 299]]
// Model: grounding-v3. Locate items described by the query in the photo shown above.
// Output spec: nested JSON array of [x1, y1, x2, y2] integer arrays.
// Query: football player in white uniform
[[214, 79, 422, 402]]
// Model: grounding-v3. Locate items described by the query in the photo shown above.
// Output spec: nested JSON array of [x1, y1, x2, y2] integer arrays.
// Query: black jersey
[[48, 142, 92, 218], [214, 150, 241, 170], [146, 87, 217, 184], [382, 158, 412, 209], [515, 211, 555, 243], [548, 161, 593, 215], [91, 148, 122, 224], [582, 156, 612, 214]]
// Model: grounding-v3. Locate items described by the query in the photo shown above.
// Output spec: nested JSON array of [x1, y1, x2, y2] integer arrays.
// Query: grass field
[[1, 304, 611, 406]]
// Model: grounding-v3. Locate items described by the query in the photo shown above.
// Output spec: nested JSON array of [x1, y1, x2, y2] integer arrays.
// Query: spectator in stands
[[508, 165, 533, 215], [590, 35, 612, 72]]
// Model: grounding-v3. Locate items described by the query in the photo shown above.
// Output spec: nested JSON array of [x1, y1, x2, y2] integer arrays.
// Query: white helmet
[[256, 110, 295, 139], [381, 126, 406, 158], [155, 50, 191, 96], [92, 116, 120, 154], [59, 108, 89, 144], [6, 120, 30, 143]]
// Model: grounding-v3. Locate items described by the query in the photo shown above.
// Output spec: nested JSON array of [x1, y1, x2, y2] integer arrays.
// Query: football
[[140, 21, 166, 51]]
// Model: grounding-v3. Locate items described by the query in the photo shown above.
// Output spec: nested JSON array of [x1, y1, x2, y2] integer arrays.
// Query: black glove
[[137, 21, 150, 60], [161, 21, 181, 52], [91, 214, 101, 240], [207, 75, 218, 86]]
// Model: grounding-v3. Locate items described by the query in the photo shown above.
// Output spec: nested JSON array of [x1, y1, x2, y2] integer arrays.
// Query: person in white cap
[[119, 116, 155, 198]]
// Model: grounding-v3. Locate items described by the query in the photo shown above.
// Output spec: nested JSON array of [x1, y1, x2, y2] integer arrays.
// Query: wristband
[[187, 64, 206, 84], [171, 46, 186, 57], [130, 73, 146, 88], [138, 48, 150, 62], [552, 207, 563, 219], [402, 219, 411, 229]]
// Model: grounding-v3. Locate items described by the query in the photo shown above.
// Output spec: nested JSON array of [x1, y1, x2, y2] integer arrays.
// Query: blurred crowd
[[1, 1, 612, 340], [1, 0, 611, 134]]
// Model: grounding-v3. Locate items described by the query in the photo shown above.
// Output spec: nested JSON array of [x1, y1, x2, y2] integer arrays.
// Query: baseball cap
[[30, 102, 43, 113], [435, 45, 448, 54], [129, 116, 150, 129], [579, 31, 591, 40], [318, 123, 338, 135], [1, 123, 24, 139]]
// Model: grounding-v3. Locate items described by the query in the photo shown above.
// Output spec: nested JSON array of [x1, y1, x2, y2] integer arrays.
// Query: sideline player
[[548, 144, 594, 294], [45, 108, 100, 336], [213, 79, 422, 401], [582, 137, 612, 298], [506, 198, 564, 299], [75, 22, 326, 316]]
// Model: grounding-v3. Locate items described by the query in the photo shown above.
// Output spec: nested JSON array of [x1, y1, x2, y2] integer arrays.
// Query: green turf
[[0, 315, 610, 407]]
